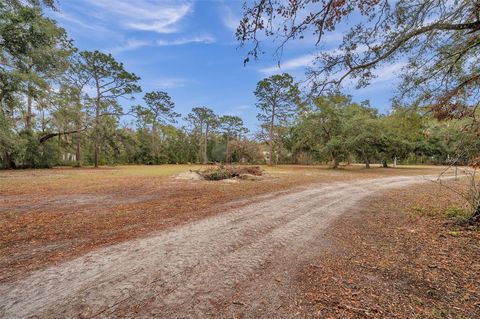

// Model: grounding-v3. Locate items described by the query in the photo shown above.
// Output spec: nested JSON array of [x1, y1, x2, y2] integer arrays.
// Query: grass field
[[2, 164, 479, 318], [0, 164, 448, 282]]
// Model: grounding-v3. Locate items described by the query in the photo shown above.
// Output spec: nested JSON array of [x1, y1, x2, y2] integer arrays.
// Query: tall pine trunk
[[203, 123, 209, 164], [2, 96, 15, 169], [26, 82, 33, 130], [75, 129, 81, 167], [225, 135, 229, 164], [94, 79, 100, 168], [268, 103, 276, 166], [152, 123, 157, 163]]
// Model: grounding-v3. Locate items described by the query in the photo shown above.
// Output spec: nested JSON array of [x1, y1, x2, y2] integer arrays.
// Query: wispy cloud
[[259, 45, 370, 75], [220, 6, 239, 32], [85, 0, 192, 34], [109, 34, 215, 55], [156, 35, 215, 46], [259, 54, 317, 75], [111, 39, 153, 54], [351, 61, 406, 91], [317, 32, 344, 44], [371, 62, 406, 83], [54, 11, 100, 31], [220, 104, 252, 116], [154, 77, 192, 89]]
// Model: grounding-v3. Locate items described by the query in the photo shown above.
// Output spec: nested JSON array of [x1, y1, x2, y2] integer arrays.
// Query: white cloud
[[109, 35, 215, 55], [54, 11, 99, 31], [258, 45, 369, 75], [259, 54, 317, 75], [371, 62, 406, 83], [220, 6, 239, 32], [350, 61, 406, 91], [156, 35, 215, 46], [154, 78, 191, 89], [111, 39, 153, 54], [85, 0, 192, 34], [318, 32, 344, 44], [221, 105, 252, 116], [340, 61, 406, 93], [293, 31, 344, 47]]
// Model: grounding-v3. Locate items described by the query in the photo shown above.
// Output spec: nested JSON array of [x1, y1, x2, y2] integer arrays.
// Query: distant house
[[258, 143, 284, 164], [62, 153, 76, 162]]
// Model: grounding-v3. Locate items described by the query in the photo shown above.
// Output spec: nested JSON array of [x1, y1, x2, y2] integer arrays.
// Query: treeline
[[0, 2, 252, 168], [277, 92, 479, 167], [254, 74, 479, 167], [1, 1, 477, 169]]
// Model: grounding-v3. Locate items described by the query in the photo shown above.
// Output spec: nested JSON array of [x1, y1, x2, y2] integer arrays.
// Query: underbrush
[[410, 205, 473, 223], [197, 167, 231, 180], [444, 206, 472, 223], [196, 165, 263, 180]]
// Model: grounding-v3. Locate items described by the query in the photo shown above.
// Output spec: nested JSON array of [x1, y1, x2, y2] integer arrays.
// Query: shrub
[[197, 168, 231, 180], [196, 165, 263, 180], [224, 165, 263, 177], [444, 206, 471, 223]]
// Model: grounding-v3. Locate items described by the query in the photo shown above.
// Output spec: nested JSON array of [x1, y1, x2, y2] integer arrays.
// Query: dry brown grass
[[296, 181, 480, 318], [0, 164, 446, 283]]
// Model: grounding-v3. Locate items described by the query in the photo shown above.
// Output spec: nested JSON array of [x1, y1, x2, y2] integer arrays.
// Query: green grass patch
[[444, 206, 471, 223], [410, 205, 437, 217]]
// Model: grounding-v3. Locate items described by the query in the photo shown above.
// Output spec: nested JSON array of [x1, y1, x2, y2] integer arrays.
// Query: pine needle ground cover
[[1, 165, 445, 283]]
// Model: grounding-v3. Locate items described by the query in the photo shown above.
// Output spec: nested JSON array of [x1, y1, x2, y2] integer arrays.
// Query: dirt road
[[0, 175, 443, 318]]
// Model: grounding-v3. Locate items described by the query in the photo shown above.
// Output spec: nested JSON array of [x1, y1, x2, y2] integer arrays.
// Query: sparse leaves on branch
[[238, 0, 480, 120]]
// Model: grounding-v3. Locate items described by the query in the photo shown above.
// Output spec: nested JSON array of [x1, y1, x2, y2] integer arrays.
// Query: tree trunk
[[94, 79, 101, 168], [382, 159, 388, 168], [94, 133, 99, 167], [39, 127, 87, 144], [26, 82, 33, 130], [0, 93, 4, 115], [268, 103, 276, 166], [331, 154, 338, 169], [152, 123, 157, 163], [76, 129, 81, 167], [365, 156, 370, 169], [471, 204, 480, 223], [196, 126, 202, 164], [3, 151, 15, 169], [203, 123, 209, 164], [225, 135, 229, 164], [40, 103, 46, 133], [393, 156, 397, 167]]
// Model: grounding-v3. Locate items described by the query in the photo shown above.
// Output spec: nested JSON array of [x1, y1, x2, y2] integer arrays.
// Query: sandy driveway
[[0, 175, 442, 318]]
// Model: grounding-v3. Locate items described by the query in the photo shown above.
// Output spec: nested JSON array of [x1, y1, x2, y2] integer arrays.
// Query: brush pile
[[197, 165, 263, 181]]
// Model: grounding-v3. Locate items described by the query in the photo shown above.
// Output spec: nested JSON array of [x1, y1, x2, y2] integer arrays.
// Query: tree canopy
[[255, 73, 300, 165], [0, 0, 478, 178], [238, 0, 480, 121]]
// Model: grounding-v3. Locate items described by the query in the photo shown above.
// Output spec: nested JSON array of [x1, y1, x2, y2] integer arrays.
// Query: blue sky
[[50, 0, 402, 131]]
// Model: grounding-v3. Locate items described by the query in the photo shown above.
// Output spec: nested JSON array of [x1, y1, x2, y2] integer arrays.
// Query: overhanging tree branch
[[323, 20, 480, 89], [39, 127, 87, 144]]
